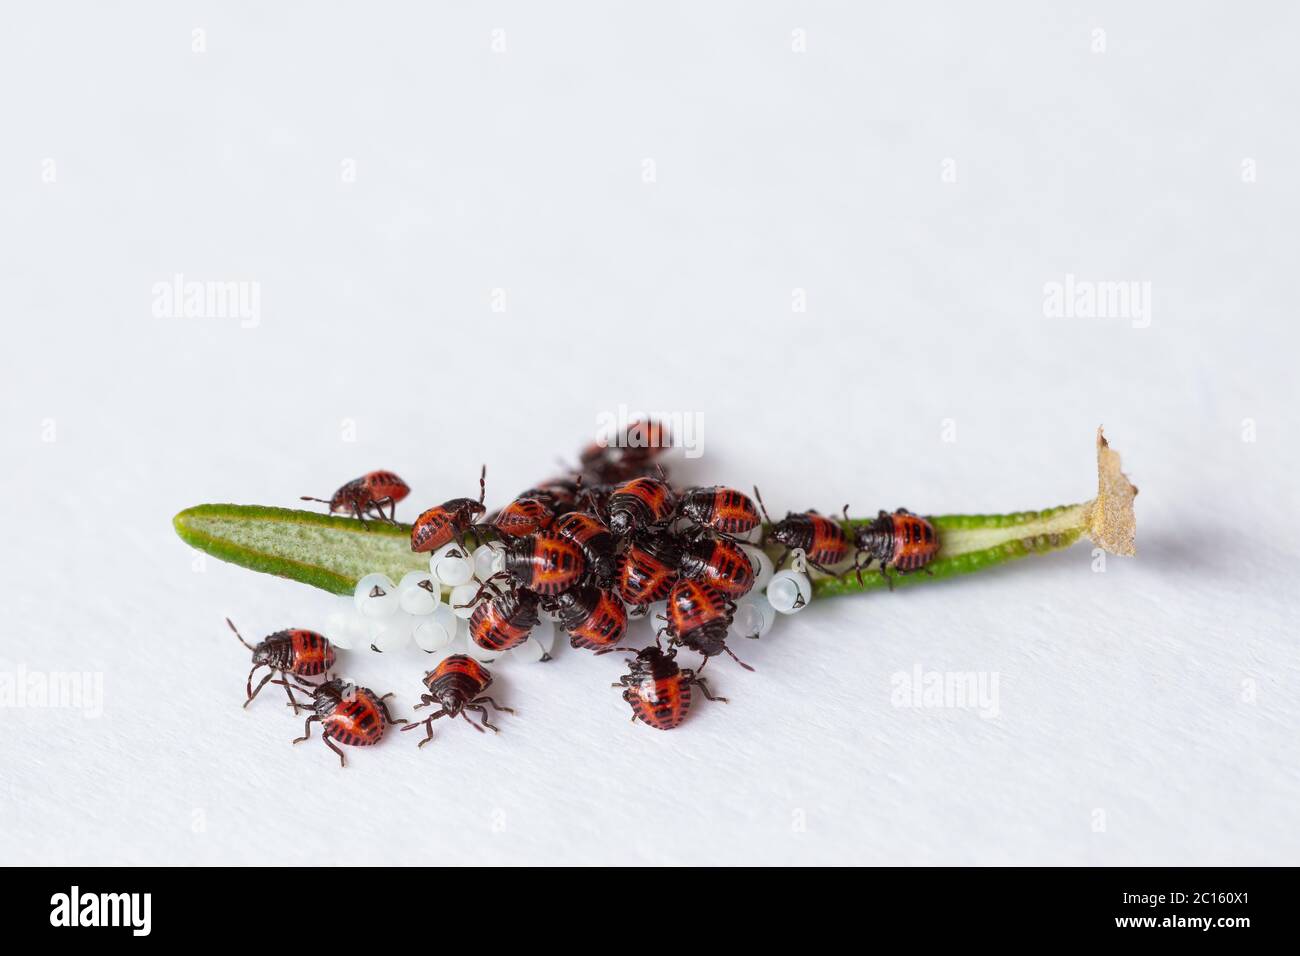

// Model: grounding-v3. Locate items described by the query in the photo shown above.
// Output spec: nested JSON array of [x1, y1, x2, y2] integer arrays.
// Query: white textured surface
[[2, 3, 1297, 865]]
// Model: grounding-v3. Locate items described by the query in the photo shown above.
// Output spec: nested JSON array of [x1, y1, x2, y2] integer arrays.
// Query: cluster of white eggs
[[334, 536, 815, 665], [327, 542, 551, 665], [729, 542, 815, 633]]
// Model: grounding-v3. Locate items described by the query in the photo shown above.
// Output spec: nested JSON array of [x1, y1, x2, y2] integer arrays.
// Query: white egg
[[449, 583, 482, 619], [413, 605, 458, 653], [354, 572, 399, 618], [323, 610, 365, 651], [397, 570, 441, 615], [472, 542, 506, 582], [766, 570, 812, 614], [430, 543, 475, 587], [732, 595, 776, 639], [513, 618, 556, 663], [740, 544, 776, 591], [368, 613, 414, 652]]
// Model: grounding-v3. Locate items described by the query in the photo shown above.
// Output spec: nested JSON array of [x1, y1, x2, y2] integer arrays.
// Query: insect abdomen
[[625, 677, 691, 730], [890, 514, 939, 570], [324, 690, 387, 746]]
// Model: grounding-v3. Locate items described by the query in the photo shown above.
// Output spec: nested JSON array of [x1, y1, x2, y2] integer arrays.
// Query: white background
[[2, 2, 1297, 865]]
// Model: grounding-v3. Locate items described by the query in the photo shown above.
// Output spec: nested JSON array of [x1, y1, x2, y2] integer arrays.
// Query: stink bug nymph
[[547, 584, 629, 652], [301, 470, 410, 522], [467, 584, 542, 652], [753, 487, 852, 575], [402, 654, 515, 747], [411, 466, 488, 553], [491, 495, 554, 538], [663, 578, 752, 671], [615, 530, 682, 611], [678, 486, 761, 538], [677, 533, 756, 598], [552, 510, 618, 586], [605, 475, 677, 537], [614, 644, 727, 730], [288, 678, 407, 767], [499, 532, 587, 596], [228, 618, 335, 712], [853, 508, 939, 588]]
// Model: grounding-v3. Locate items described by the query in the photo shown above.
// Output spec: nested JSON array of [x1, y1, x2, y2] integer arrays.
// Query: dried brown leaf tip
[[1086, 426, 1137, 556]]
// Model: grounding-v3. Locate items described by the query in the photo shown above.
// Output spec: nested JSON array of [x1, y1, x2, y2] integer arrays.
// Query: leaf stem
[[809, 504, 1088, 598], [173, 430, 1136, 600]]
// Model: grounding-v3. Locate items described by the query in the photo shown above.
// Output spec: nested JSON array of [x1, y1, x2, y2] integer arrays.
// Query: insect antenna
[[226, 618, 257, 651], [723, 644, 755, 672]]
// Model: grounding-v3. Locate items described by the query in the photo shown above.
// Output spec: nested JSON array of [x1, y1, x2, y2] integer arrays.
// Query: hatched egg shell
[[766, 570, 812, 614], [368, 613, 415, 652], [324, 610, 368, 651], [472, 542, 507, 582], [732, 595, 776, 639], [413, 605, 458, 653], [740, 544, 775, 591]]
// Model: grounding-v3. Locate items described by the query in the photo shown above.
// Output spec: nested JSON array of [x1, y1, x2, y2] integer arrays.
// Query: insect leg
[[466, 704, 500, 733], [456, 574, 506, 610], [401, 710, 447, 748], [280, 673, 305, 714], [378, 697, 409, 727], [416, 718, 436, 748], [475, 696, 515, 715], [269, 678, 311, 710], [243, 663, 267, 704], [322, 733, 347, 768], [691, 677, 729, 704], [292, 715, 321, 745]]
